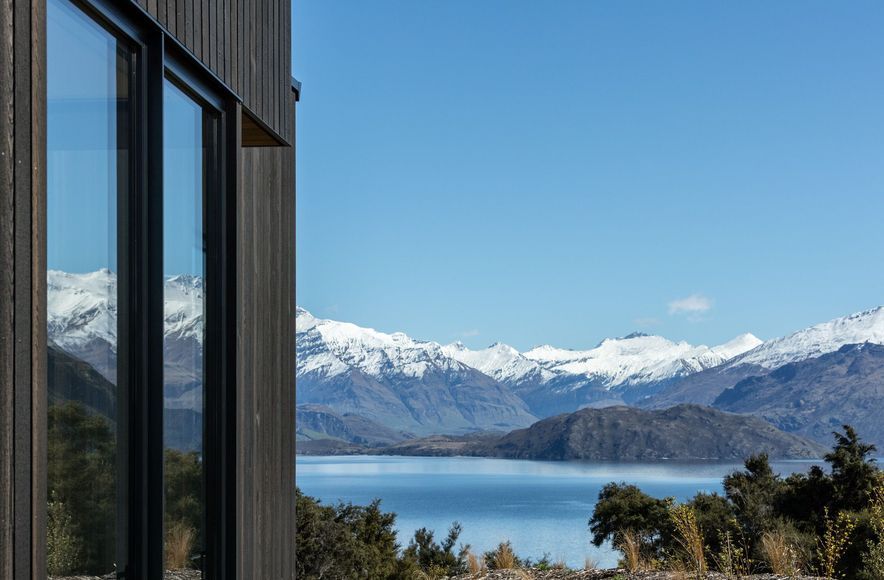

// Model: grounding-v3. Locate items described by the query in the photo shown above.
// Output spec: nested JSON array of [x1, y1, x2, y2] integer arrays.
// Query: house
[[0, 0, 297, 577]]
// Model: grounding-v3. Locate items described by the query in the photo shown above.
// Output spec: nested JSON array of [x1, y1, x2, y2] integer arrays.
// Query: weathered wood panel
[[237, 101, 296, 580], [1, 0, 46, 577], [135, 0, 292, 145], [0, 0, 15, 575]]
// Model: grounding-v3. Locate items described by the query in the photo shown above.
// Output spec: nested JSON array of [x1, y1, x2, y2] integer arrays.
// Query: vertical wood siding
[[0, 0, 46, 577], [136, 0, 293, 145], [237, 101, 296, 580]]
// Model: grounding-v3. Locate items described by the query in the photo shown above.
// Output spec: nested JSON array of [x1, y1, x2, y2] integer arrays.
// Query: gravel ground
[[450, 570, 826, 580]]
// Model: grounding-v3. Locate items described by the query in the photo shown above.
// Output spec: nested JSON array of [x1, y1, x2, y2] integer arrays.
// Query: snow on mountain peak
[[48, 269, 205, 348], [296, 310, 470, 381], [442, 341, 553, 384], [733, 306, 884, 370]]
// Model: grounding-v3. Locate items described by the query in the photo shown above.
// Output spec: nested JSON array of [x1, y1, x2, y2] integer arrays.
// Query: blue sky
[[293, 1, 884, 351], [48, 0, 204, 278]]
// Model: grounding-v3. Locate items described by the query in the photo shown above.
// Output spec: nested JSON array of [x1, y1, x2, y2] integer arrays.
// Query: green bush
[[47, 401, 115, 574], [590, 425, 883, 577], [46, 493, 82, 576], [400, 522, 468, 577]]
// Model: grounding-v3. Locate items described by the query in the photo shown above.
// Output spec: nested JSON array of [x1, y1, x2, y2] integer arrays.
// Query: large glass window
[[163, 80, 207, 573], [46, 0, 131, 575]]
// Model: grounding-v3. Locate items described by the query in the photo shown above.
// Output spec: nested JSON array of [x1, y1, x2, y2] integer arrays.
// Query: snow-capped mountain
[[47, 269, 204, 410], [50, 269, 884, 445], [296, 308, 537, 435], [443, 331, 761, 416], [647, 306, 884, 409], [48, 269, 204, 355], [441, 341, 554, 386], [728, 306, 884, 370]]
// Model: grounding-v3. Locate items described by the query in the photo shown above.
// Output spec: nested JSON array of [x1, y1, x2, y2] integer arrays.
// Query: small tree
[[589, 482, 674, 561], [826, 425, 878, 512], [400, 523, 469, 577], [724, 453, 783, 541]]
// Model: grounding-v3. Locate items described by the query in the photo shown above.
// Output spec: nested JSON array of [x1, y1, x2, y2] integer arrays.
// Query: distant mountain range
[[297, 305, 884, 448], [47, 269, 884, 455]]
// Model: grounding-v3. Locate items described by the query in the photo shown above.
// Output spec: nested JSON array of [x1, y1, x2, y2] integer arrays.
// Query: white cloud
[[668, 294, 713, 316], [634, 317, 662, 328], [460, 329, 480, 338]]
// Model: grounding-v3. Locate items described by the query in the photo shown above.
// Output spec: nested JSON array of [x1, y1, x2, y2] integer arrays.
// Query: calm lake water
[[296, 455, 819, 569]]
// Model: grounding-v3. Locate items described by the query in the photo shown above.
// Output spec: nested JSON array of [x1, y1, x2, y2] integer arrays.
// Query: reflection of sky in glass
[[297, 455, 822, 569], [163, 82, 204, 277], [47, 0, 117, 273]]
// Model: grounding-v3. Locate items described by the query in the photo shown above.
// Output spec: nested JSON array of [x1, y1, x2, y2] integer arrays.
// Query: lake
[[295, 455, 820, 569]]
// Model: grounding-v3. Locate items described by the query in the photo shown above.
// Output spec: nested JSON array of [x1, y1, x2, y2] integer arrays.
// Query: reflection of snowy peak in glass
[[47, 269, 205, 413]]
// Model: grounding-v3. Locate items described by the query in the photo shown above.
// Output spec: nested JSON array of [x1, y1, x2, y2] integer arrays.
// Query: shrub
[[826, 425, 879, 513], [711, 528, 752, 579], [295, 489, 400, 579], [816, 507, 857, 578], [723, 453, 784, 542], [862, 476, 884, 579], [47, 401, 115, 574], [164, 449, 204, 536], [400, 522, 468, 577], [589, 482, 674, 560], [46, 494, 82, 576]]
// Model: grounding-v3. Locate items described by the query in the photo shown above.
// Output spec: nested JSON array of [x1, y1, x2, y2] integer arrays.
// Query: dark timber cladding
[[2, 0, 296, 578], [1, 0, 48, 577], [236, 98, 297, 578], [136, 0, 294, 145]]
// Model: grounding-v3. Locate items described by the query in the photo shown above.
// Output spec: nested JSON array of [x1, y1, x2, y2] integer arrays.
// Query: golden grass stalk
[[584, 556, 599, 570], [760, 530, 801, 576], [165, 521, 196, 570], [490, 540, 518, 569], [466, 549, 486, 574], [670, 504, 707, 579], [616, 529, 645, 572]]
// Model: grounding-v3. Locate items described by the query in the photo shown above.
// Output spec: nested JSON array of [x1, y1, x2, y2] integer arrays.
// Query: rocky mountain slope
[[644, 307, 884, 419], [296, 403, 413, 446], [477, 405, 825, 460], [296, 308, 537, 435], [713, 342, 884, 446], [373, 405, 825, 460]]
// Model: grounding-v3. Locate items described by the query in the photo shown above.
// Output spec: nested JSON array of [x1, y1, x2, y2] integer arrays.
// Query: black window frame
[[46, 1, 239, 579]]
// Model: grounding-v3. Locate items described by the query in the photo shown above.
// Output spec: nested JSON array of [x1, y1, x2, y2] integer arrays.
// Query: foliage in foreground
[[47, 401, 205, 574], [47, 402, 115, 574], [590, 424, 884, 578], [295, 488, 469, 579]]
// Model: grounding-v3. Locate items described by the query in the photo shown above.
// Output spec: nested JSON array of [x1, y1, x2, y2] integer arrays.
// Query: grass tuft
[[760, 529, 802, 576], [165, 521, 196, 570], [489, 540, 518, 569]]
